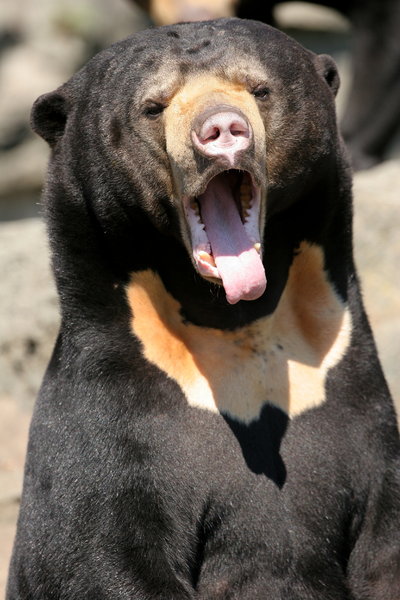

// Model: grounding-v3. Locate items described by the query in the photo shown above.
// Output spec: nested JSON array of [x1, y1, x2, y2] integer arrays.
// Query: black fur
[[7, 19, 400, 599]]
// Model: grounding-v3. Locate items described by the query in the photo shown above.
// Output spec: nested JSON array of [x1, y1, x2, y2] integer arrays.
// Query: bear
[[132, 0, 400, 170], [7, 18, 400, 599]]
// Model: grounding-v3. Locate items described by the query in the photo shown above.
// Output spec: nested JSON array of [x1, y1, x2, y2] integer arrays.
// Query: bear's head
[[31, 19, 342, 313]]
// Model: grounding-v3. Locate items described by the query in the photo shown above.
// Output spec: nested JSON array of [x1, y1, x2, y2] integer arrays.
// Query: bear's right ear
[[31, 89, 70, 147], [315, 54, 340, 97]]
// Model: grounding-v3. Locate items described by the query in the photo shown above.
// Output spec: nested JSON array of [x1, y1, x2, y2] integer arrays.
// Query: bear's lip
[[182, 169, 267, 304]]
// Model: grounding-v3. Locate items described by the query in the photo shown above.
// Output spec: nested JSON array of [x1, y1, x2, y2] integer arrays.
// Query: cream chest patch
[[126, 243, 352, 422]]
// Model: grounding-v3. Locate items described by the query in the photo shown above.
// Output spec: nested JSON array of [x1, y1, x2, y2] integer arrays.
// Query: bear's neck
[[147, 180, 352, 330], [47, 171, 352, 333]]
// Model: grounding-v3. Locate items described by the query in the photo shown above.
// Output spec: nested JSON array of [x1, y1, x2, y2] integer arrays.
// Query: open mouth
[[183, 170, 267, 305]]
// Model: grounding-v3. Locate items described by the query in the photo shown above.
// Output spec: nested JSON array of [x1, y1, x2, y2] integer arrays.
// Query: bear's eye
[[252, 86, 270, 100], [143, 102, 166, 119]]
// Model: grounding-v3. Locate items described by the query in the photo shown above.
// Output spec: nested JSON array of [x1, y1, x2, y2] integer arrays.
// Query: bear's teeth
[[198, 250, 216, 267], [190, 199, 200, 215], [190, 199, 203, 225], [254, 242, 261, 254], [239, 182, 252, 202], [239, 182, 252, 223]]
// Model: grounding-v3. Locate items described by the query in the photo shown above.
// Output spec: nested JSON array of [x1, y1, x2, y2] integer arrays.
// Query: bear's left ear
[[315, 54, 340, 97], [31, 87, 70, 147]]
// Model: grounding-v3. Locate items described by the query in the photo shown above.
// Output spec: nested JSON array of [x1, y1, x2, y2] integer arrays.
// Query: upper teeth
[[190, 199, 199, 213], [239, 180, 253, 222], [240, 182, 252, 200]]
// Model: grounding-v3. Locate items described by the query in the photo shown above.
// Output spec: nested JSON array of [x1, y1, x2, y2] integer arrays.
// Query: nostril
[[201, 123, 248, 145], [203, 127, 220, 143], [231, 128, 247, 137], [230, 121, 249, 137]]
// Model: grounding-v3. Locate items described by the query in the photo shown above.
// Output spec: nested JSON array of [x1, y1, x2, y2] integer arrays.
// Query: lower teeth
[[199, 250, 216, 267]]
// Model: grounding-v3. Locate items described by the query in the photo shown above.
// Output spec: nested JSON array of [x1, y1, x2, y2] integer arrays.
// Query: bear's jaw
[[182, 169, 267, 305]]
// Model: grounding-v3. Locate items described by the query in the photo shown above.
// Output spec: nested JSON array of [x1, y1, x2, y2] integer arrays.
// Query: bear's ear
[[315, 54, 340, 97], [31, 89, 70, 147]]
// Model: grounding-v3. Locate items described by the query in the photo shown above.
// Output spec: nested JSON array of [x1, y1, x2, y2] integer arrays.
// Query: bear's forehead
[[135, 22, 264, 71], [71, 19, 315, 112], [104, 18, 311, 81], [142, 59, 268, 107]]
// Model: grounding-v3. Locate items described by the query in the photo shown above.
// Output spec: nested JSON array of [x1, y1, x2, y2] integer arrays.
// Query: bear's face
[[32, 19, 339, 305]]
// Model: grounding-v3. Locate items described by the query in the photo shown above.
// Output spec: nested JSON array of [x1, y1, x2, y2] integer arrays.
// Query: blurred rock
[[0, 139, 47, 203], [0, 218, 59, 407], [274, 1, 350, 32], [0, 0, 148, 218], [353, 160, 400, 404], [0, 393, 30, 593]]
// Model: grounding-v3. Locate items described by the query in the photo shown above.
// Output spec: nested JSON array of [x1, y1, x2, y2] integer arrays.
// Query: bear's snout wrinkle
[[164, 73, 267, 198]]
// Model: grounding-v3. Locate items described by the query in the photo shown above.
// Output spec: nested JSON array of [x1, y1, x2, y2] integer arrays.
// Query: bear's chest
[[126, 244, 352, 423]]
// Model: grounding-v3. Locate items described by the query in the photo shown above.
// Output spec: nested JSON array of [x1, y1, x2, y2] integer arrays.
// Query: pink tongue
[[198, 175, 266, 304]]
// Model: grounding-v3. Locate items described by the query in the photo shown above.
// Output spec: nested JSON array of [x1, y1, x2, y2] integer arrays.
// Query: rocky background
[[0, 1, 399, 593]]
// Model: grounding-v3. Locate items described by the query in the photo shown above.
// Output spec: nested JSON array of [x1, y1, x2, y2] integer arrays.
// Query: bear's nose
[[191, 106, 252, 166]]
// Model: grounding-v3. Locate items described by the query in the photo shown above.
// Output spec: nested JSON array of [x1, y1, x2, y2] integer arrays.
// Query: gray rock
[[0, 218, 59, 407], [353, 160, 400, 406], [0, 0, 148, 213]]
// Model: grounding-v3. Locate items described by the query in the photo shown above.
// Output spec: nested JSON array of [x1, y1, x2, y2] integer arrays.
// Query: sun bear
[[7, 19, 400, 599]]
